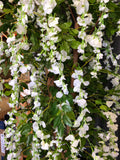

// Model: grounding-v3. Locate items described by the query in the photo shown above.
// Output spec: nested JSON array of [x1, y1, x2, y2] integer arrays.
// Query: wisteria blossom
[[0, 0, 119, 160]]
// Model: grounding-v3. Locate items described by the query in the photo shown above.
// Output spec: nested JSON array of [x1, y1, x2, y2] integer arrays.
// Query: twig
[[0, 78, 11, 83], [68, 5, 76, 24], [89, 12, 102, 34]]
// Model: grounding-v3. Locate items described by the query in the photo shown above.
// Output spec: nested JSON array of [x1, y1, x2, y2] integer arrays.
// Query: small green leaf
[[21, 124, 31, 135], [4, 83, 12, 89], [60, 41, 70, 53], [59, 22, 72, 30], [27, 134, 33, 147], [56, 0, 65, 4], [95, 100, 102, 105], [69, 29, 79, 35], [69, 40, 81, 49], [66, 111, 75, 120], [63, 115, 72, 127], [58, 123, 64, 137], [53, 114, 61, 128], [4, 90, 12, 96], [50, 102, 59, 115], [64, 35, 75, 42], [100, 105, 109, 111], [62, 105, 72, 112]]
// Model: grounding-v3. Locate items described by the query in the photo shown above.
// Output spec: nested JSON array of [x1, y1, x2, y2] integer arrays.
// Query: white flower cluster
[[65, 134, 80, 159], [72, 0, 89, 15], [116, 19, 120, 36], [72, 69, 89, 107], [0, 1, 3, 10], [2, 0, 120, 159]]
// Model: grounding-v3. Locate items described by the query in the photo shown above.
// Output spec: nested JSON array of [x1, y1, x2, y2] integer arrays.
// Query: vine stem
[[68, 5, 76, 24], [89, 12, 102, 34]]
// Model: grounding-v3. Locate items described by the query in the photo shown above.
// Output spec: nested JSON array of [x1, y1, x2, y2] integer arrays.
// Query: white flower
[[0, 1, 3, 10], [86, 116, 92, 122], [83, 81, 89, 86], [62, 84, 69, 95], [41, 141, 49, 150], [9, 78, 17, 90], [86, 35, 102, 48], [33, 122, 39, 132], [48, 17, 59, 27], [73, 79, 81, 92], [31, 92, 38, 97], [49, 63, 64, 75], [7, 36, 15, 46], [54, 75, 65, 87], [73, 115, 83, 127], [77, 14, 92, 26], [91, 71, 97, 78], [65, 135, 75, 141], [28, 82, 36, 89], [19, 66, 28, 74], [72, 69, 83, 79], [74, 97, 87, 108], [41, 0, 57, 15], [116, 54, 120, 60], [106, 101, 114, 107], [50, 140, 59, 147], [111, 77, 119, 86], [56, 91, 63, 98], [9, 0, 14, 3], [8, 103, 14, 108], [71, 140, 79, 147], [78, 124, 89, 137], [56, 50, 70, 62], [21, 89, 30, 97], [71, 146, 78, 153], [34, 101, 41, 108], [103, 0, 109, 3], [40, 121, 46, 128], [96, 53, 103, 59], [16, 24, 27, 35], [78, 31, 86, 39], [36, 130, 44, 139], [73, 0, 89, 15]]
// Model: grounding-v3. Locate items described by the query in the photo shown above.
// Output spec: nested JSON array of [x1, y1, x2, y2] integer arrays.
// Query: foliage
[[0, 0, 120, 160]]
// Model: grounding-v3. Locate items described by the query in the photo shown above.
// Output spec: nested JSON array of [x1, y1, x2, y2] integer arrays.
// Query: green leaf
[[27, 134, 33, 147], [58, 122, 64, 137], [50, 102, 59, 115], [49, 86, 57, 97], [23, 147, 32, 157], [69, 40, 81, 49], [100, 105, 109, 111], [4, 83, 12, 89], [60, 41, 70, 53], [64, 35, 75, 42], [21, 124, 31, 135], [53, 114, 61, 128], [66, 111, 75, 120], [30, 31, 40, 51], [95, 100, 102, 105], [59, 22, 72, 30], [4, 90, 12, 96], [62, 105, 72, 112], [89, 0, 96, 3], [56, 0, 65, 4], [63, 115, 72, 127], [69, 29, 79, 35]]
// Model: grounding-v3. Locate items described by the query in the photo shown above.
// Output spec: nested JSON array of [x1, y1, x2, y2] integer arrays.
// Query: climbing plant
[[0, 0, 120, 159]]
